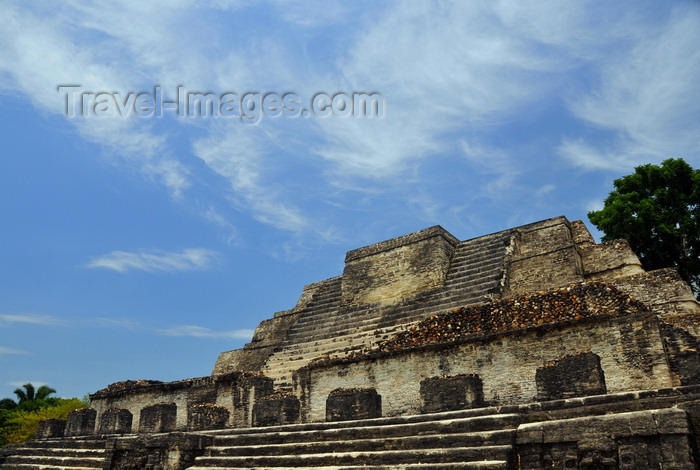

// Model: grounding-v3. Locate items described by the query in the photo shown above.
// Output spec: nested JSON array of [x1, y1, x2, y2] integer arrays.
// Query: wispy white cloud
[[1, 0, 698, 241], [193, 127, 308, 232], [87, 318, 142, 329], [157, 325, 254, 340], [0, 347, 29, 356], [560, 4, 700, 170], [535, 184, 556, 197], [0, 314, 63, 326], [8, 381, 48, 388], [311, 1, 569, 178], [85, 248, 219, 273]]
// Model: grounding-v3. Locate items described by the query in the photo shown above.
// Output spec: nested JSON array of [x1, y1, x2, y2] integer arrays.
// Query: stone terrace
[[257, 228, 514, 389]]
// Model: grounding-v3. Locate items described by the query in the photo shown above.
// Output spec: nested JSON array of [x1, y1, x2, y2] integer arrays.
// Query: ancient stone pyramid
[[2, 216, 699, 469]]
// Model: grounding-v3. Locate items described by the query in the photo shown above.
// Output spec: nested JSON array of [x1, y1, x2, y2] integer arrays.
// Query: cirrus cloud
[[85, 248, 219, 273], [157, 325, 254, 340]]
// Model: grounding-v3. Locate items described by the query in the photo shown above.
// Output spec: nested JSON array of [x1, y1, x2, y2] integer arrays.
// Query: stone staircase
[[261, 232, 512, 389], [188, 408, 520, 469], [0, 436, 107, 469]]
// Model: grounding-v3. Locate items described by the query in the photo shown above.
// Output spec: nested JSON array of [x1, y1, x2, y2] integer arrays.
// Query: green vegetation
[[588, 158, 700, 297], [0, 384, 87, 446], [13, 383, 56, 404]]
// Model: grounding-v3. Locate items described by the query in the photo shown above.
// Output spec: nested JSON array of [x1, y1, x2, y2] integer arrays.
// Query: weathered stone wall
[[64, 408, 96, 437], [505, 218, 584, 295], [252, 392, 300, 427], [98, 408, 132, 434], [341, 226, 458, 308], [516, 408, 696, 469], [420, 374, 484, 413], [535, 353, 607, 401], [35, 419, 66, 439], [578, 239, 645, 280], [611, 268, 700, 329], [325, 388, 382, 421], [90, 373, 272, 432], [103, 433, 214, 470], [295, 312, 672, 422], [187, 403, 229, 430], [661, 322, 700, 386]]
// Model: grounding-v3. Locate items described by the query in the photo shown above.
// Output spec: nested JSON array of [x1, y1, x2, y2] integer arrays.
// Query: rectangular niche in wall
[[536, 352, 606, 401], [420, 374, 485, 413]]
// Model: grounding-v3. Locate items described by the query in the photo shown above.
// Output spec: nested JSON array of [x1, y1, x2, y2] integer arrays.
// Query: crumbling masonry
[[2, 216, 699, 469]]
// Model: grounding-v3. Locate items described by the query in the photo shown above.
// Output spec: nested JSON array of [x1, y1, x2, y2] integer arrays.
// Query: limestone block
[[536, 353, 606, 401], [138, 403, 177, 433], [34, 418, 66, 439], [515, 409, 696, 470], [231, 374, 274, 427], [98, 408, 132, 434], [341, 226, 458, 308], [326, 388, 381, 421], [187, 403, 229, 430], [420, 374, 484, 413], [253, 393, 300, 427], [64, 408, 96, 437]]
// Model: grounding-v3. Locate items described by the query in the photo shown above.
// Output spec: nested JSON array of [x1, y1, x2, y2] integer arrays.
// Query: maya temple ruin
[[2, 215, 700, 469]]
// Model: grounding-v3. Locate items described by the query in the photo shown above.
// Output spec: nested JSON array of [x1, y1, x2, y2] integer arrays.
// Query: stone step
[[188, 463, 508, 470], [262, 333, 399, 369], [276, 323, 405, 350], [287, 276, 499, 338], [209, 413, 521, 444], [0, 466, 103, 470], [0, 438, 108, 470], [289, 250, 505, 332], [278, 323, 410, 352], [193, 446, 512, 468], [287, 313, 416, 340], [447, 264, 503, 280], [286, 282, 500, 340], [0, 454, 104, 469], [11, 440, 106, 450], [302, 294, 341, 308], [448, 251, 505, 268], [208, 430, 514, 456], [10, 448, 104, 458], [444, 269, 503, 286], [452, 239, 509, 255], [190, 410, 518, 468], [286, 294, 491, 342]]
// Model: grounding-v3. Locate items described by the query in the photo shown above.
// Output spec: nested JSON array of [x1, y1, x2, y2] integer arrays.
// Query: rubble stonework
[[2, 216, 699, 469]]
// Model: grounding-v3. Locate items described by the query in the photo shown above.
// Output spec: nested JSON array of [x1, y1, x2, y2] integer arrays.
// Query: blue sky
[[1, 1, 699, 400]]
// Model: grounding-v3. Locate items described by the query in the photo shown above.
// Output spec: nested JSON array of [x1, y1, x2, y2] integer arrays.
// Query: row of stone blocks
[[34, 374, 484, 440], [35, 353, 604, 439], [259, 374, 486, 426], [36, 403, 230, 439]]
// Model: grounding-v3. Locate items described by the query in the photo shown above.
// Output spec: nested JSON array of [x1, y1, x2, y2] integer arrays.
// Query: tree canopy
[[588, 158, 700, 296], [0, 384, 85, 446], [13, 384, 56, 404]]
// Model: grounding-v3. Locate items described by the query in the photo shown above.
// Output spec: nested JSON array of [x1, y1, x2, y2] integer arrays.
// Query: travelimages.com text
[[57, 86, 384, 124]]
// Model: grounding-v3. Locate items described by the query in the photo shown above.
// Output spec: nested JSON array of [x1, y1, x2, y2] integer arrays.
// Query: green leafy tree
[[12, 384, 56, 404], [0, 398, 87, 446], [588, 158, 700, 296], [0, 399, 16, 411]]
